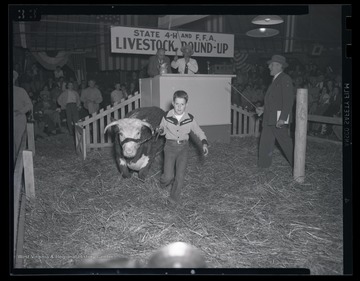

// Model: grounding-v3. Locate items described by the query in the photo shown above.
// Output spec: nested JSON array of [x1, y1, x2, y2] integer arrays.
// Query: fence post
[[26, 122, 35, 155], [293, 88, 308, 183], [254, 118, 260, 137], [23, 150, 35, 200]]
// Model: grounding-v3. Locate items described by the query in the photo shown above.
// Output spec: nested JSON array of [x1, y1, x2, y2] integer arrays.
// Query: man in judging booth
[[171, 44, 198, 74], [147, 48, 172, 77]]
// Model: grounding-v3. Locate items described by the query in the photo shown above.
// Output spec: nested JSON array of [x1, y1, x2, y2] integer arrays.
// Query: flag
[[67, 53, 86, 83]]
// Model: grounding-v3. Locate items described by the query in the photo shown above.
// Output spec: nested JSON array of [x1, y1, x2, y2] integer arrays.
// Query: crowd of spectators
[[14, 59, 342, 141], [14, 63, 140, 139]]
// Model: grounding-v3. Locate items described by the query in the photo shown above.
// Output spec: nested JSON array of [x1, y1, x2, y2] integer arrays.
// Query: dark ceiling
[[11, 5, 344, 54]]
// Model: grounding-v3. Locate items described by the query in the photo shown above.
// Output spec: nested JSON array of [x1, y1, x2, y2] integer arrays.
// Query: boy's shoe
[[166, 197, 179, 205]]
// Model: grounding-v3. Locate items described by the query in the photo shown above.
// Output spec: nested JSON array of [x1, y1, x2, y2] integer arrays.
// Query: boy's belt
[[167, 139, 188, 144]]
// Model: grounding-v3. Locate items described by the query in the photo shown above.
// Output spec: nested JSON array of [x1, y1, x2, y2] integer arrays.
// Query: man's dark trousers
[[258, 124, 294, 168]]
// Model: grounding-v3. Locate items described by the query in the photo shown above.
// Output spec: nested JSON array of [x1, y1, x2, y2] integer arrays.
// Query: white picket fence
[[230, 104, 261, 138]]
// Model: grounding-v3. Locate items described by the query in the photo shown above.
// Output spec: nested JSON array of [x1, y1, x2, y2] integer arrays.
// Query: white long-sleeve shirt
[[171, 58, 198, 74]]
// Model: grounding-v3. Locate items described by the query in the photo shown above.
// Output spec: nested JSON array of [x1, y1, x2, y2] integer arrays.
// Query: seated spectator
[[110, 83, 124, 105], [57, 76, 67, 91], [120, 83, 129, 99], [50, 84, 62, 105], [241, 83, 254, 110], [332, 104, 342, 140], [30, 63, 42, 94], [69, 76, 79, 92], [20, 70, 33, 93], [320, 86, 342, 136], [54, 65, 64, 79], [33, 90, 61, 137], [312, 87, 331, 135], [45, 76, 57, 91], [307, 77, 321, 114], [128, 71, 139, 92], [129, 81, 138, 96], [39, 85, 50, 100]]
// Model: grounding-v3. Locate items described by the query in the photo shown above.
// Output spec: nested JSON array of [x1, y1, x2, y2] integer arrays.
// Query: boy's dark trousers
[[160, 140, 189, 202]]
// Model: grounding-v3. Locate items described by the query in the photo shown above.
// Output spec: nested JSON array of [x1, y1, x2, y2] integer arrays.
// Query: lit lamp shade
[[251, 15, 284, 25], [246, 28, 279, 38]]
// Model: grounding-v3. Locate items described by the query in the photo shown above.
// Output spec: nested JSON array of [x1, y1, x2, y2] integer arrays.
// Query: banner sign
[[111, 26, 234, 58]]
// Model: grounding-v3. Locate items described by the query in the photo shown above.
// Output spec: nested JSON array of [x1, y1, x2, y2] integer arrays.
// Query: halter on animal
[[120, 134, 155, 147]]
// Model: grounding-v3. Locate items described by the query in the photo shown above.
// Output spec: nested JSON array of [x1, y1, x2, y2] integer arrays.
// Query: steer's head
[[104, 118, 154, 158]]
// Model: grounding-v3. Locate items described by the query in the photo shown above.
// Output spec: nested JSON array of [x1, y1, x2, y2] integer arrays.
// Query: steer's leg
[[118, 157, 131, 178], [138, 160, 151, 180], [138, 143, 153, 180]]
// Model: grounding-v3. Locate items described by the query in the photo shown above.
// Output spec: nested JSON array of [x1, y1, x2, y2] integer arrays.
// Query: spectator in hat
[[256, 55, 295, 169], [171, 44, 198, 74]]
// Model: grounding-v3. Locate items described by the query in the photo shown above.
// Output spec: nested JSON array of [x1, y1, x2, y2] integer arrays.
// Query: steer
[[104, 106, 165, 179]]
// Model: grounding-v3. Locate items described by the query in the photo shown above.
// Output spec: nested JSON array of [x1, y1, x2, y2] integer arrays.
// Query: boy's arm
[[191, 118, 208, 145], [157, 117, 166, 135]]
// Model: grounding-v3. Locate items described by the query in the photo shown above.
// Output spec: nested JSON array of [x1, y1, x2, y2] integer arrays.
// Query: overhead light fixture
[[246, 28, 279, 38], [251, 15, 284, 25]]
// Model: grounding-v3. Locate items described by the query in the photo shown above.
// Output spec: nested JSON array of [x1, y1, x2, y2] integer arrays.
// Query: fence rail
[[13, 122, 35, 268], [75, 96, 342, 160], [230, 104, 260, 137], [307, 114, 342, 144]]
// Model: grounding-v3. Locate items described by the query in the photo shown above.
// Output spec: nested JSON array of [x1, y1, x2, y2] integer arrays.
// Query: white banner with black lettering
[[111, 26, 234, 58]]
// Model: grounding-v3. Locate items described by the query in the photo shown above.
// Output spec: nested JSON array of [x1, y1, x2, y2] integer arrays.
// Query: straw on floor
[[22, 133, 343, 274]]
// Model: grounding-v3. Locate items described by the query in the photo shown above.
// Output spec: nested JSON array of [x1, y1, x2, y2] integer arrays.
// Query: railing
[[230, 104, 261, 138], [307, 114, 342, 144], [13, 122, 35, 268], [75, 93, 141, 160], [74, 95, 342, 161]]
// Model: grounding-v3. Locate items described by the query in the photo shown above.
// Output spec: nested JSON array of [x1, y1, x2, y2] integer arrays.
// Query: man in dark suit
[[256, 55, 295, 169], [147, 48, 172, 77]]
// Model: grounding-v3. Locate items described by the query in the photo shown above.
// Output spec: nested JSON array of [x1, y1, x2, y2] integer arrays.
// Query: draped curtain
[[31, 51, 70, 70]]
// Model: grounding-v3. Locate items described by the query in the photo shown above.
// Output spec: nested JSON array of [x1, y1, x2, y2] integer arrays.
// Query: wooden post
[[254, 118, 260, 137], [26, 122, 35, 155], [23, 150, 35, 200], [82, 126, 86, 160], [294, 89, 308, 183]]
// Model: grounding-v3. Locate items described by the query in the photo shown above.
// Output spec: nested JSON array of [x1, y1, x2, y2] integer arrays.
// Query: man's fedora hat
[[267, 55, 288, 68]]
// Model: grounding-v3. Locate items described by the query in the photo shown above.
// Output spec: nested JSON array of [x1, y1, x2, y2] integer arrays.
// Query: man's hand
[[256, 106, 264, 116], [276, 119, 286, 128], [202, 144, 209, 156]]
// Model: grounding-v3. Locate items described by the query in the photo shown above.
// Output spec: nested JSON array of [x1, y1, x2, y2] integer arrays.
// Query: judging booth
[[110, 25, 235, 143], [140, 74, 236, 143]]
